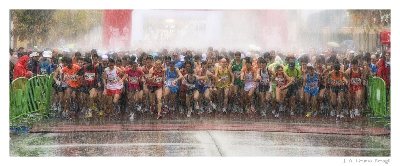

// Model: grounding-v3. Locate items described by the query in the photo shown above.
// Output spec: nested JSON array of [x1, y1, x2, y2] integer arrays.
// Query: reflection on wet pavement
[[10, 130, 390, 156]]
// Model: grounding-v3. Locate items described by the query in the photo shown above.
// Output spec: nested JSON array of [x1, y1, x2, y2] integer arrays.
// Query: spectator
[[13, 55, 33, 80]]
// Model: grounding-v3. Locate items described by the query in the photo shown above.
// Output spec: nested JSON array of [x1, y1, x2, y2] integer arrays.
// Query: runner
[[284, 55, 302, 116], [124, 56, 144, 120], [52, 55, 67, 114], [142, 55, 154, 113], [256, 58, 273, 117], [274, 65, 293, 118], [345, 59, 364, 118], [61, 56, 82, 118], [195, 61, 215, 114], [79, 56, 99, 118], [148, 59, 165, 119], [182, 68, 206, 117], [230, 51, 244, 113], [103, 58, 126, 118], [327, 62, 348, 121], [303, 63, 320, 117], [163, 56, 183, 114], [214, 58, 234, 113], [241, 57, 258, 114]]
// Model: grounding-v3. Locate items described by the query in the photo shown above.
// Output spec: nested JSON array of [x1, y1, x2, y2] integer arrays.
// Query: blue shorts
[[304, 86, 319, 97], [167, 85, 179, 94], [196, 83, 208, 94]]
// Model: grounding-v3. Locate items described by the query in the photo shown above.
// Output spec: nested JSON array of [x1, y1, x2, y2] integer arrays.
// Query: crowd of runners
[[10, 47, 391, 121]]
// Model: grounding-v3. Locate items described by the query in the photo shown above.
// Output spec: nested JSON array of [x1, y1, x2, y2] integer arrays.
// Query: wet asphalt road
[[10, 109, 391, 156], [10, 115, 390, 156]]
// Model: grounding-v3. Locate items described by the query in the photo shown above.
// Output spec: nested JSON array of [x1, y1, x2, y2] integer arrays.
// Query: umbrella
[[327, 42, 340, 48]]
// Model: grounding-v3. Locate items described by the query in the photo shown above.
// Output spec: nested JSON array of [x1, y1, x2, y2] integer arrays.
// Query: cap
[[43, 51, 52, 58], [101, 54, 108, 60], [307, 63, 314, 68], [30, 52, 39, 57]]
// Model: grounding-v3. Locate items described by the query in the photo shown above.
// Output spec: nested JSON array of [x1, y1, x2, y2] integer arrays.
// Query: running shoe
[[290, 111, 295, 116], [129, 112, 135, 121], [336, 115, 340, 121], [195, 103, 200, 110], [354, 109, 360, 117], [222, 108, 227, 113], [274, 112, 280, 118], [98, 110, 104, 117], [51, 103, 57, 111], [211, 103, 217, 110], [350, 109, 355, 119], [85, 109, 93, 118], [261, 110, 267, 117], [250, 105, 256, 113], [272, 109, 276, 115], [330, 110, 336, 117], [187, 108, 192, 117], [313, 111, 318, 117], [207, 107, 213, 114], [305, 112, 312, 118], [279, 105, 284, 112]]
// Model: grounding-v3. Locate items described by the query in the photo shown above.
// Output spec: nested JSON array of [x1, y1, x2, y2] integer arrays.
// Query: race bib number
[[155, 77, 163, 83], [310, 82, 318, 88], [69, 75, 78, 81], [108, 76, 118, 83], [331, 80, 342, 86], [145, 74, 151, 80], [275, 77, 285, 86], [351, 78, 362, 85], [129, 77, 139, 84], [84, 73, 95, 81], [40, 68, 47, 75], [234, 71, 241, 78], [261, 78, 269, 85], [221, 75, 228, 82], [166, 79, 177, 86], [187, 83, 196, 89]]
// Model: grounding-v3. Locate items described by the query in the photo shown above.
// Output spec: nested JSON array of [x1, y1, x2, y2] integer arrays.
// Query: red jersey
[[125, 67, 144, 91]]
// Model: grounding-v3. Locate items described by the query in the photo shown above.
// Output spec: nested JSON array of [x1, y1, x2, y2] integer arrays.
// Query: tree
[[11, 10, 55, 47], [47, 10, 102, 46]]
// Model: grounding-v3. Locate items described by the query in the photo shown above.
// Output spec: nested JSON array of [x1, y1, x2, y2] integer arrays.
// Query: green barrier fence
[[367, 76, 390, 128], [10, 74, 54, 127]]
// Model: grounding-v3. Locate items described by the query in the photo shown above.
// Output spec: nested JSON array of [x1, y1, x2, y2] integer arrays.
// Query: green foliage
[[11, 10, 102, 47], [11, 10, 55, 46]]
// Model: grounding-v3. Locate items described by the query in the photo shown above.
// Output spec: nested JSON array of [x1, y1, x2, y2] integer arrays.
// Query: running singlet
[[206, 66, 215, 87], [185, 75, 197, 91], [350, 68, 363, 92], [105, 67, 123, 90], [83, 65, 97, 87], [216, 66, 231, 88], [126, 68, 143, 91], [231, 61, 243, 85], [305, 73, 319, 88], [151, 69, 164, 88], [142, 65, 152, 85], [259, 68, 270, 85], [275, 73, 287, 88], [329, 72, 344, 86], [62, 64, 81, 88], [165, 68, 178, 87], [244, 69, 256, 91]]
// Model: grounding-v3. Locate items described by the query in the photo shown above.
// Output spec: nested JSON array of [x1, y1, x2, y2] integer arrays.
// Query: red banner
[[380, 31, 390, 45], [103, 10, 132, 50]]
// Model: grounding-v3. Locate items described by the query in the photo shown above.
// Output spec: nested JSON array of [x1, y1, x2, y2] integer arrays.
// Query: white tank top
[[105, 67, 123, 90]]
